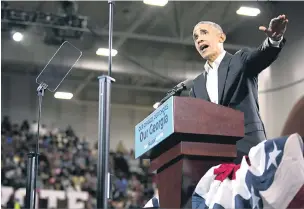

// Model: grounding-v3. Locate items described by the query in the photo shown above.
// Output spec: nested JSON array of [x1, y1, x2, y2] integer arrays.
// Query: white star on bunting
[[251, 186, 260, 209], [266, 141, 282, 170]]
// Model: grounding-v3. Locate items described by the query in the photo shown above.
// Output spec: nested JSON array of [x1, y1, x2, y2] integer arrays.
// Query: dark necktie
[[204, 71, 208, 87]]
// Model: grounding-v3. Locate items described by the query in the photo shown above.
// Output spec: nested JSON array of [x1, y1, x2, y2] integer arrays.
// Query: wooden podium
[[135, 96, 244, 208]]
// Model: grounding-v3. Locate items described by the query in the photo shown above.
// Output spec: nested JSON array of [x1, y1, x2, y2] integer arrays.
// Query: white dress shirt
[[204, 37, 283, 105], [204, 50, 226, 104]]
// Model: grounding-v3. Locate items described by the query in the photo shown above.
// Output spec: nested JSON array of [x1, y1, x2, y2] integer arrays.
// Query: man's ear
[[219, 33, 226, 43]]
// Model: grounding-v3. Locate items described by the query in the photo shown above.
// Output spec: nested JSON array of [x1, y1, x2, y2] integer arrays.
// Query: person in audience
[[20, 120, 29, 133], [114, 151, 130, 177], [65, 125, 75, 137], [30, 120, 38, 134], [1, 117, 155, 209], [1, 116, 12, 134]]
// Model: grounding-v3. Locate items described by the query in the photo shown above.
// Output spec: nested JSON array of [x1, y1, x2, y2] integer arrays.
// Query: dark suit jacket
[[189, 38, 286, 148]]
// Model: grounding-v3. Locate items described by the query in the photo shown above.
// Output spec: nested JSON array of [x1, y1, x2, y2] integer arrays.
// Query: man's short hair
[[194, 21, 224, 33]]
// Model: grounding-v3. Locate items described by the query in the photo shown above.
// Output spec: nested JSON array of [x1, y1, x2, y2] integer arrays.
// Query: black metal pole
[[97, 75, 114, 209], [108, 0, 114, 77], [25, 152, 38, 209], [96, 1, 115, 209], [25, 84, 46, 209]]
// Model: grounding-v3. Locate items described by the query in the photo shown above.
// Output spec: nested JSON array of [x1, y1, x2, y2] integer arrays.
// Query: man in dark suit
[[189, 15, 288, 163]]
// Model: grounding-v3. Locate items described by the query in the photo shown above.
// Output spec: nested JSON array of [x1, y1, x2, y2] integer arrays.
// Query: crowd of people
[[1, 116, 157, 209]]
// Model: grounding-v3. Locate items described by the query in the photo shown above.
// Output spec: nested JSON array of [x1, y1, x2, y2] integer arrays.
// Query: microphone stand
[[159, 84, 185, 105], [97, 0, 115, 209], [25, 82, 48, 209]]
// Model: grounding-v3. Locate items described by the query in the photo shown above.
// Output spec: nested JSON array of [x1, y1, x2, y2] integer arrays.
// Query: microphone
[[159, 79, 194, 105], [175, 78, 194, 92]]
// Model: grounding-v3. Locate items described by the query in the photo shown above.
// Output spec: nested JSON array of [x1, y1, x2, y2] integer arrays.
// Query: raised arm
[[241, 14, 288, 76]]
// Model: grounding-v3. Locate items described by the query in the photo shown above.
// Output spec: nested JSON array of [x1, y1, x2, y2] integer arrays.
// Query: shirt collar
[[204, 50, 226, 74]]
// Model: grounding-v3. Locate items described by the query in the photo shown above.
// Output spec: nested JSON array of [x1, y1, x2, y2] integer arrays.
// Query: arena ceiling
[[0, 1, 297, 106]]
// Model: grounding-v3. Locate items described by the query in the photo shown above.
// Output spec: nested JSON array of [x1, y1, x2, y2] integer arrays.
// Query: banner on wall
[[1, 187, 89, 209]]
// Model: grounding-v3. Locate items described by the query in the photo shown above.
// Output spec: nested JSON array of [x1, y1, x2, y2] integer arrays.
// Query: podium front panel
[[135, 97, 174, 158]]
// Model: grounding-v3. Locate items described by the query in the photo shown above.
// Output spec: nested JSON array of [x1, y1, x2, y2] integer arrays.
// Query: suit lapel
[[193, 72, 210, 101], [218, 52, 232, 104]]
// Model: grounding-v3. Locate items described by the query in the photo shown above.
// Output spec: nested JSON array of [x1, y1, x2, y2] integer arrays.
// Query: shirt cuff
[[268, 36, 283, 48]]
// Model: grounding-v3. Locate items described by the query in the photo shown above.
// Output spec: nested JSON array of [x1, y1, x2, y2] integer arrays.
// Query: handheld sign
[[135, 97, 174, 159]]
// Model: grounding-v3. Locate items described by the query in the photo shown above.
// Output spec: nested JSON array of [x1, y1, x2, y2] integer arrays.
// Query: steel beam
[[2, 71, 170, 93], [114, 9, 155, 49], [73, 72, 96, 98], [73, 99, 153, 111], [1, 20, 250, 50], [110, 31, 247, 50]]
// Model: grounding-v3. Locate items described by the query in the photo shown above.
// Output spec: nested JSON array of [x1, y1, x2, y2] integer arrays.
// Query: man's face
[[193, 23, 224, 60]]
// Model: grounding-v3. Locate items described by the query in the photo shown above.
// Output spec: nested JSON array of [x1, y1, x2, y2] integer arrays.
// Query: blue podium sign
[[135, 97, 174, 158]]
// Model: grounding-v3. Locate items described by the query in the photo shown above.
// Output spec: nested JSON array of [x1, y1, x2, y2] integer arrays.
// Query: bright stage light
[[153, 102, 160, 109], [143, 0, 168, 7], [13, 32, 23, 42], [96, 48, 118, 57], [54, 92, 73, 100], [236, 6, 260, 16]]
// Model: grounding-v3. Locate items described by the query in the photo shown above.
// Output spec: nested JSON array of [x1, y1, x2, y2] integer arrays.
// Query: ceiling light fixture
[[54, 92, 73, 100], [96, 48, 118, 57], [143, 0, 168, 7], [153, 102, 160, 109], [12, 32, 23, 42], [236, 6, 260, 16]]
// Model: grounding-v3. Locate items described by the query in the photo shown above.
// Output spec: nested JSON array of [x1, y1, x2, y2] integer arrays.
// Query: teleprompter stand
[[25, 83, 47, 209]]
